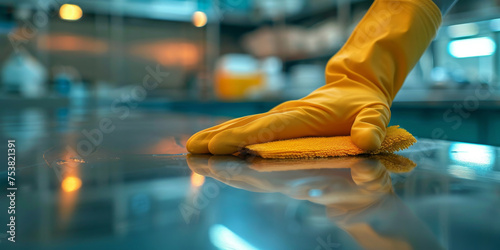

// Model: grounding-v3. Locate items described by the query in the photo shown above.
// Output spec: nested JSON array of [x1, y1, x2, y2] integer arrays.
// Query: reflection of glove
[[186, 154, 442, 249], [186, 154, 396, 203], [187, 0, 441, 155], [186, 153, 415, 199]]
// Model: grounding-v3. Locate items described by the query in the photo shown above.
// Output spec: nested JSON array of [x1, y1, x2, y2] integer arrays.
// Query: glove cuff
[[325, 0, 442, 104]]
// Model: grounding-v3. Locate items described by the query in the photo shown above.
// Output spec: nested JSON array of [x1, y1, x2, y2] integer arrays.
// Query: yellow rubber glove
[[187, 0, 441, 155]]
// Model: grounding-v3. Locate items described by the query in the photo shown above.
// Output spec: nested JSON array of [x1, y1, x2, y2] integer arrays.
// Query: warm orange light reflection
[[61, 176, 82, 192], [129, 40, 201, 68], [37, 33, 108, 55], [192, 11, 207, 27], [191, 172, 205, 187], [38, 34, 108, 54], [141, 137, 189, 154], [60, 4, 83, 21]]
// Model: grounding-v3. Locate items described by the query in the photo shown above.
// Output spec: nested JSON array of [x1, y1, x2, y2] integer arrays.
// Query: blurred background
[[1, 0, 500, 145], [0, 2, 500, 249]]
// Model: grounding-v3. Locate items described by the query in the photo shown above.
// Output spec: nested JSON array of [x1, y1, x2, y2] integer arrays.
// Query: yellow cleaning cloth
[[245, 126, 416, 159]]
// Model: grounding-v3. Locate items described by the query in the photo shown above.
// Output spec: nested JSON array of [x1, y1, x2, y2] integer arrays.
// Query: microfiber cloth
[[244, 126, 416, 159]]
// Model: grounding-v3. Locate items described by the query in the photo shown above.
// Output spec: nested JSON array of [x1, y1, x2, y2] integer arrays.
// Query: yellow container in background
[[214, 54, 263, 101]]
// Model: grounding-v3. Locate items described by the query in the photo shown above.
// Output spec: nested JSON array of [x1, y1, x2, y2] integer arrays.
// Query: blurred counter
[[2, 86, 500, 147], [0, 108, 499, 249]]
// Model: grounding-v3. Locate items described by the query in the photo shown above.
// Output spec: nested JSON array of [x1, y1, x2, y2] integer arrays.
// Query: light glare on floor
[[191, 172, 205, 187], [60, 4, 83, 21], [449, 143, 495, 167], [209, 224, 259, 250], [62, 176, 82, 192]]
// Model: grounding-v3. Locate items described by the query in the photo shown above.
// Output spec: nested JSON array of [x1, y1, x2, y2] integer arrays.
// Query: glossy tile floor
[[0, 107, 499, 250]]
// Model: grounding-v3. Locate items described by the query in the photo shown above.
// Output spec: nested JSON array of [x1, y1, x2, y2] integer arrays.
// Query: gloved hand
[[187, 0, 441, 155]]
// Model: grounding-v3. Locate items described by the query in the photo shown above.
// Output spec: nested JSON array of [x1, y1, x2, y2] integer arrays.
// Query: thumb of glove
[[351, 104, 391, 151]]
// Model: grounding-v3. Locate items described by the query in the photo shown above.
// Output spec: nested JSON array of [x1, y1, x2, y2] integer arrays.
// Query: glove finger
[[186, 112, 273, 153], [187, 102, 312, 154], [350, 104, 390, 151], [208, 108, 341, 155]]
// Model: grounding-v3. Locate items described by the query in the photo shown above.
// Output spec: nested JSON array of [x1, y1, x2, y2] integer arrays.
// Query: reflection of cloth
[[187, 154, 398, 205], [247, 153, 415, 174], [245, 126, 416, 159]]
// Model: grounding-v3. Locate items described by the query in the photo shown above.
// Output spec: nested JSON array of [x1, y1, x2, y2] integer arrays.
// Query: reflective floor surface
[[0, 108, 499, 250]]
